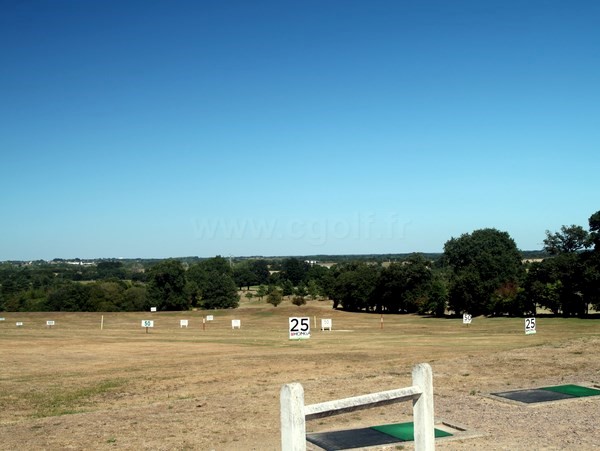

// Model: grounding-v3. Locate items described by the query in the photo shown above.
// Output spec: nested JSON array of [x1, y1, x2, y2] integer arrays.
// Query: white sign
[[289, 317, 311, 339], [16, 322, 23, 327], [231, 319, 241, 329], [150, 307, 157, 312], [321, 318, 332, 331], [206, 315, 214, 321], [180, 319, 188, 328], [525, 317, 536, 335], [141, 320, 154, 328], [0, 317, 5, 321], [46, 320, 55, 326], [463, 314, 472, 325]]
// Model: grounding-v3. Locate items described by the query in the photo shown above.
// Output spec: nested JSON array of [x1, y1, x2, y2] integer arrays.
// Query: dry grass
[[1, 301, 599, 450]]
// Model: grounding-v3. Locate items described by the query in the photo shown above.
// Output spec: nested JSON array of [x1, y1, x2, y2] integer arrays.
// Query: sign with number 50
[[289, 317, 310, 340]]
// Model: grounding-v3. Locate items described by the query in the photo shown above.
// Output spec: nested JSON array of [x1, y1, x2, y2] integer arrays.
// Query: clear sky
[[1, 0, 599, 260]]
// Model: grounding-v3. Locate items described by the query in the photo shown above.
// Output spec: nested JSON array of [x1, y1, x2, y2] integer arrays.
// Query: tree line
[[1, 210, 599, 317]]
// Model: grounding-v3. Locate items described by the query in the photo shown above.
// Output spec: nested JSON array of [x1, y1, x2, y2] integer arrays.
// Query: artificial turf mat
[[540, 384, 600, 398], [372, 422, 453, 441], [306, 422, 453, 450], [306, 427, 402, 450], [493, 384, 600, 404], [492, 389, 573, 404]]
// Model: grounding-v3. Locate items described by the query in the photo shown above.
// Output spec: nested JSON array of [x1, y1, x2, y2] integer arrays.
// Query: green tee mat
[[492, 384, 600, 404], [372, 422, 453, 441], [306, 422, 452, 450], [540, 384, 600, 398]]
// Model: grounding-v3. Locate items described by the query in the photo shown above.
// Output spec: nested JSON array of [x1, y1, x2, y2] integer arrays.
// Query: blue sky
[[1, 0, 599, 260]]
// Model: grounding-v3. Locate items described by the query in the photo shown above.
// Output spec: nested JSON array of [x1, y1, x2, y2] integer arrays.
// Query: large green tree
[[444, 228, 524, 316], [543, 225, 590, 255], [329, 262, 379, 311], [584, 210, 600, 311], [45, 281, 92, 312], [373, 254, 433, 313], [187, 257, 239, 309], [281, 258, 310, 286], [88, 281, 126, 311], [542, 221, 590, 316], [528, 211, 599, 316], [233, 262, 255, 290], [201, 271, 239, 309], [146, 259, 189, 311], [249, 259, 270, 286]]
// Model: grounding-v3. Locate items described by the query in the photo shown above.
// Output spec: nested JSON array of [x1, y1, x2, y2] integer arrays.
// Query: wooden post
[[281, 363, 435, 451], [100, 315, 104, 331], [412, 363, 435, 450], [280, 383, 306, 451]]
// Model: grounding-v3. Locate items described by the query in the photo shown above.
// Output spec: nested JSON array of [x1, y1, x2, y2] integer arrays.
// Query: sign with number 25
[[289, 317, 310, 340], [525, 317, 536, 335]]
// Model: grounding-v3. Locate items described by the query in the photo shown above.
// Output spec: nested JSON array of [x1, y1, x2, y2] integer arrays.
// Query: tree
[[281, 279, 294, 298], [186, 263, 209, 307], [292, 295, 306, 306], [201, 271, 239, 309], [528, 216, 598, 317], [524, 265, 562, 314], [88, 281, 126, 311], [374, 254, 433, 313], [444, 228, 524, 316], [233, 263, 255, 290], [421, 274, 448, 317], [187, 257, 239, 309], [589, 210, 600, 250], [267, 286, 283, 307], [122, 285, 148, 311], [256, 284, 268, 301], [96, 261, 126, 280], [46, 282, 92, 312], [543, 225, 590, 255], [249, 260, 270, 286], [201, 255, 232, 275], [525, 254, 586, 316], [292, 284, 307, 306], [585, 210, 600, 310], [307, 280, 320, 300], [146, 259, 189, 311], [281, 258, 309, 285], [330, 262, 379, 311]]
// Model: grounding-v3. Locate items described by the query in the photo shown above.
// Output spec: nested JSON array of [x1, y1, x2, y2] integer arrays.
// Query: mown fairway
[[1, 301, 599, 450]]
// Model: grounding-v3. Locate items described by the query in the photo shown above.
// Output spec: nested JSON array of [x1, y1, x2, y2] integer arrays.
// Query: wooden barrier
[[281, 363, 435, 451]]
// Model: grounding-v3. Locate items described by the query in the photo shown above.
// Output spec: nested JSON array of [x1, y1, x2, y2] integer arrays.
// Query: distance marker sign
[[525, 317, 536, 335], [289, 317, 310, 339], [141, 320, 154, 328]]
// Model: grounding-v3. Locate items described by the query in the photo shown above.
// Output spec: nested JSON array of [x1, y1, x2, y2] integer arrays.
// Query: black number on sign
[[526, 318, 536, 329], [299, 318, 309, 332], [290, 318, 310, 332], [290, 318, 299, 332]]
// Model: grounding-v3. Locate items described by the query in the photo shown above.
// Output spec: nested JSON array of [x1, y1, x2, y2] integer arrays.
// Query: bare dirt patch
[[1, 303, 599, 450]]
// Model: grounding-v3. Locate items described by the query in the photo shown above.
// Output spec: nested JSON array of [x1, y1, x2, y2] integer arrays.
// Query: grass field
[[1, 300, 599, 450]]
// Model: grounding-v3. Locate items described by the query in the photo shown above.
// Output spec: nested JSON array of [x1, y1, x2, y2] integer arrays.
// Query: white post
[[412, 363, 435, 451], [280, 383, 306, 451], [281, 363, 435, 451]]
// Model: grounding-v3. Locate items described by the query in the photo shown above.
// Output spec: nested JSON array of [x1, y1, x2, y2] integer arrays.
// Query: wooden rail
[[280, 362, 435, 451]]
